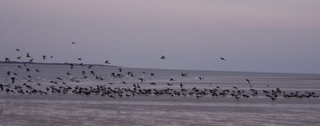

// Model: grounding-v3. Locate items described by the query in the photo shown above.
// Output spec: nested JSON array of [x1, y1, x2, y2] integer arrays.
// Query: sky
[[1, 0, 320, 74]]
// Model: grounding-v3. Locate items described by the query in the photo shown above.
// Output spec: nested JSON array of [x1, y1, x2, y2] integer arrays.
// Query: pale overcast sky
[[1, 0, 320, 74]]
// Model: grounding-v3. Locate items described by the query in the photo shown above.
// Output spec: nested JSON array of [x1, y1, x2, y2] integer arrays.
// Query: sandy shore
[[1, 63, 320, 126]]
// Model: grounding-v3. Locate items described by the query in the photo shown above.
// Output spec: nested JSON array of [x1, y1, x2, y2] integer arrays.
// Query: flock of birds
[[1, 42, 320, 101]]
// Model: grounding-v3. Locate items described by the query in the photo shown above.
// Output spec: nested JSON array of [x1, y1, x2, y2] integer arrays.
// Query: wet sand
[[1, 63, 320, 126]]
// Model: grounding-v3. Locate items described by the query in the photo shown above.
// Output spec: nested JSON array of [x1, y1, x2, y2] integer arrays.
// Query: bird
[[29, 59, 33, 63], [78, 58, 82, 61], [26, 53, 31, 58], [199, 77, 204, 80], [5, 58, 10, 62], [105, 60, 110, 64], [11, 77, 15, 84], [246, 79, 251, 84], [70, 64, 74, 69], [220, 57, 226, 61], [72, 42, 76, 44], [160, 55, 166, 59], [138, 78, 144, 83], [181, 73, 188, 77], [17, 56, 21, 60], [42, 55, 46, 60]]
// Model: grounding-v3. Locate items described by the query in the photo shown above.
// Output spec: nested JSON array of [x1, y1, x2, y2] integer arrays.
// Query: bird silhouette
[[16, 49, 20, 51], [26, 53, 31, 58], [72, 42, 76, 44], [70, 64, 74, 69], [181, 73, 188, 77], [138, 78, 144, 83], [11, 77, 15, 84], [5, 58, 10, 62], [220, 57, 226, 61], [105, 60, 110, 64], [160, 55, 166, 59], [246, 79, 251, 84]]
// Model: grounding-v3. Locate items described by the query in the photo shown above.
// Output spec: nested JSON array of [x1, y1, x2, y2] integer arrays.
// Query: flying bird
[[181, 73, 188, 77], [220, 57, 226, 61], [246, 79, 251, 84], [72, 42, 76, 44], [160, 55, 166, 59], [26, 53, 31, 58]]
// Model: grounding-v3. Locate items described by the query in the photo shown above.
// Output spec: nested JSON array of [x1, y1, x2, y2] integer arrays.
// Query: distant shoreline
[[1, 61, 320, 76]]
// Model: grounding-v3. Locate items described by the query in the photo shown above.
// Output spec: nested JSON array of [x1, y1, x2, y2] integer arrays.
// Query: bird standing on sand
[[43, 55, 46, 60], [70, 64, 74, 69], [180, 83, 183, 88], [138, 78, 144, 83], [11, 77, 15, 84], [5, 58, 10, 62]]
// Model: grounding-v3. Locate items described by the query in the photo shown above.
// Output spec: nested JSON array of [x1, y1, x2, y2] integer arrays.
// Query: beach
[[1, 63, 320, 126]]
